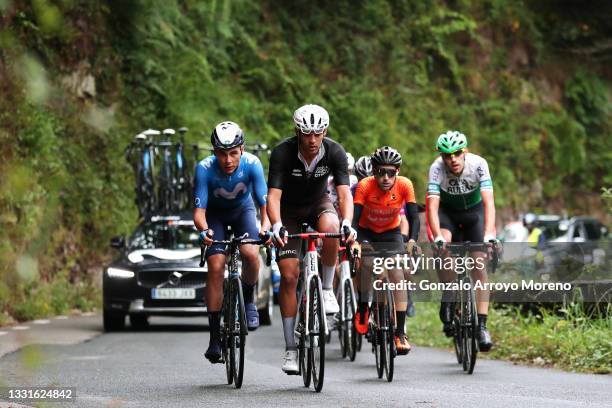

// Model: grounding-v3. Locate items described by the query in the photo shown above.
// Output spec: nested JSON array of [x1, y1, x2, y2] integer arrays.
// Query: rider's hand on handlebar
[[199, 229, 214, 247], [259, 229, 273, 246], [483, 233, 502, 254], [272, 223, 287, 248], [433, 235, 447, 253], [407, 239, 422, 257], [341, 219, 357, 244]]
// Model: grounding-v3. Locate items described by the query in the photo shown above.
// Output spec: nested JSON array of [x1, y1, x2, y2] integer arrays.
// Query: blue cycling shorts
[[205, 203, 260, 258]]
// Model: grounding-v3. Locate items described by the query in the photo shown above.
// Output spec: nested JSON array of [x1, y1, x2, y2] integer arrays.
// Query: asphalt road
[[0, 310, 610, 408]]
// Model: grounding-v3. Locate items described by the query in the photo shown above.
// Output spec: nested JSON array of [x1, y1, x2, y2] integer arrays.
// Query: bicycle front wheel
[[383, 284, 395, 382], [461, 287, 478, 374], [343, 279, 357, 362], [222, 280, 233, 385], [373, 299, 385, 379], [309, 276, 325, 392], [230, 279, 246, 388]]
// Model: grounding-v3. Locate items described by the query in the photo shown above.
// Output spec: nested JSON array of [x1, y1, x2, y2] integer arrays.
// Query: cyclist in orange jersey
[[352, 146, 420, 355]]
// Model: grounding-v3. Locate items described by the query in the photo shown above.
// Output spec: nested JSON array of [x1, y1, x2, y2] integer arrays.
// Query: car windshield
[[129, 221, 199, 250], [538, 220, 565, 240]]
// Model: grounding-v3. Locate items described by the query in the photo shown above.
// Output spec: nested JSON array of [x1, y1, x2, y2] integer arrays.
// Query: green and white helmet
[[436, 130, 468, 153]]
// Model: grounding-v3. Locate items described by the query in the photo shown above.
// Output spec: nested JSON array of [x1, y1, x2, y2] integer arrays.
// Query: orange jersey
[[353, 176, 416, 233]]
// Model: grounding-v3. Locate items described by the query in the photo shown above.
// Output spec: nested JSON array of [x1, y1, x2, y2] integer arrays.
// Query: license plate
[[152, 288, 196, 299]]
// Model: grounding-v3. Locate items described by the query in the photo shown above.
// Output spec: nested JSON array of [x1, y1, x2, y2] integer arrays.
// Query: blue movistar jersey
[[194, 152, 267, 210]]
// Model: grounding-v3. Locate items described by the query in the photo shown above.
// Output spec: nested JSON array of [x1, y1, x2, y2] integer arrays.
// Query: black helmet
[[354, 156, 373, 179], [211, 121, 244, 150], [371, 146, 402, 167]]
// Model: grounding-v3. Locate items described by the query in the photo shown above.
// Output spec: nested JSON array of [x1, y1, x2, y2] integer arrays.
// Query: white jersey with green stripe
[[427, 153, 493, 210]]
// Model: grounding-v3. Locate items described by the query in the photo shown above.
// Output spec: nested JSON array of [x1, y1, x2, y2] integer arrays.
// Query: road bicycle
[[436, 241, 499, 374], [125, 129, 160, 218], [199, 231, 271, 388], [285, 224, 345, 392], [335, 244, 359, 361]]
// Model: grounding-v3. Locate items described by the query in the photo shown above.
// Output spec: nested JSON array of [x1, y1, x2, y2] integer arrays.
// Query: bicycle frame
[[296, 236, 328, 340]]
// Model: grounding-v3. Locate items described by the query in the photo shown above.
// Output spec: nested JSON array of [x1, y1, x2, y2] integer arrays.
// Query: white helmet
[[293, 104, 329, 134], [211, 121, 244, 150], [346, 152, 355, 172]]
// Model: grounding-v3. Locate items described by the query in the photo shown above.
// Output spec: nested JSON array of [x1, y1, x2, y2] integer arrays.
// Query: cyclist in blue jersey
[[194, 121, 271, 364]]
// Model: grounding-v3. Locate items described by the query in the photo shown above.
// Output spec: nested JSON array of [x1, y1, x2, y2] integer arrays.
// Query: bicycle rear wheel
[[383, 285, 395, 382], [231, 279, 246, 388], [453, 312, 462, 364], [299, 314, 311, 388], [309, 276, 325, 392]]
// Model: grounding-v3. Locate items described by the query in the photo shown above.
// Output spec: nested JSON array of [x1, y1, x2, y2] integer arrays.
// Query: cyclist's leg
[[312, 196, 340, 314], [370, 229, 411, 354], [437, 206, 457, 335], [354, 229, 373, 334], [233, 203, 262, 329], [204, 211, 228, 362], [276, 204, 304, 372]]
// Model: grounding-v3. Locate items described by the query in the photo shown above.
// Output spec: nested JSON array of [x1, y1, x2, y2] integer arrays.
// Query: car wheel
[[103, 309, 125, 332], [258, 285, 273, 326], [130, 314, 149, 330]]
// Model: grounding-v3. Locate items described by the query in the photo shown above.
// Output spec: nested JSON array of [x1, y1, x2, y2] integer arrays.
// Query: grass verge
[[408, 302, 612, 374]]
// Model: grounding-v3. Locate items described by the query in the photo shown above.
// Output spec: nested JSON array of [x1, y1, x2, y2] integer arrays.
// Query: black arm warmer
[[405, 202, 420, 241], [352, 204, 363, 231]]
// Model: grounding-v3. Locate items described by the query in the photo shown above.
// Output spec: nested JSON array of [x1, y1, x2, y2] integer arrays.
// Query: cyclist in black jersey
[[267, 104, 357, 374]]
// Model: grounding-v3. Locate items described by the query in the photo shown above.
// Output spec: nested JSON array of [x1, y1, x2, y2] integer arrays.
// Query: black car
[[103, 213, 274, 331]]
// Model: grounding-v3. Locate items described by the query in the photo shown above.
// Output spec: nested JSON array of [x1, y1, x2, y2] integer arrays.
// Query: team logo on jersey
[[194, 197, 201, 206], [448, 178, 474, 194], [391, 194, 396, 201], [201, 157, 213, 169], [245, 154, 259, 165], [292, 169, 303, 177], [476, 165, 485, 178], [314, 166, 329, 178], [213, 182, 248, 199], [238, 171, 244, 178]]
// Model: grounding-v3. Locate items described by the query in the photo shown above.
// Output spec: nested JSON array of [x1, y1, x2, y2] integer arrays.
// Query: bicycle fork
[[295, 246, 329, 342]]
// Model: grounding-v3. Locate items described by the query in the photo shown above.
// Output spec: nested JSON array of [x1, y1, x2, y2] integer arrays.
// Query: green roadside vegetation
[[410, 302, 612, 374]]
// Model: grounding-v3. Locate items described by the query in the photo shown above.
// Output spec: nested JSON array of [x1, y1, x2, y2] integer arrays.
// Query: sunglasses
[[297, 127, 326, 136], [441, 149, 464, 160], [374, 168, 397, 178]]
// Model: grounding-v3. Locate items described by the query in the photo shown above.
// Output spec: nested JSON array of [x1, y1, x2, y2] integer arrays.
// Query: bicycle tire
[[232, 279, 246, 388], [299, 310, 311, 388], [383, 284, 395, 382], [453, 313, 462, 364], [310, 276, 325, 392], [344, 279, 357, 362], [222, 279, 233, 385], [467, 289, 478, 374], [374, 299, 385, 379]]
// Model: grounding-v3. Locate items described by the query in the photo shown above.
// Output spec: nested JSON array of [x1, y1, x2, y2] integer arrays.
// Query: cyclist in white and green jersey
[[426, 131, 497, 351]]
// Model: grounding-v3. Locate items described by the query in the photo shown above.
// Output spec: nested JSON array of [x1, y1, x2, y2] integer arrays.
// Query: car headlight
[[107, 267, 135, 279]]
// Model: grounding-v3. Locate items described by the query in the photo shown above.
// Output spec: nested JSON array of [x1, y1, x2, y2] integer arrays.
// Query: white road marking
[[33, 319, 50, 324], [12, 325, 29, 331], [55, 316, 69, 320], [0, 331, 7, 336]]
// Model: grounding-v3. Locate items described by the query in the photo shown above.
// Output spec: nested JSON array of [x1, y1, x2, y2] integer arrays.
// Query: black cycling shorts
[[438, 201, 484, 243], [277, 195, 338, 260]]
